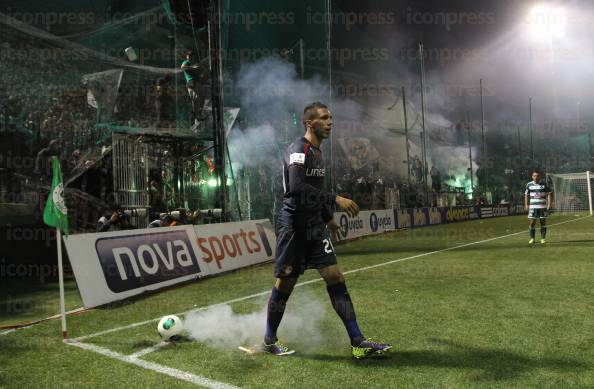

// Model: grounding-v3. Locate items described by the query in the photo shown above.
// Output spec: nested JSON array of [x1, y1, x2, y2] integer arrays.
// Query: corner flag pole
[[43, 156, 70, 339], [57, 228, 67, 339]]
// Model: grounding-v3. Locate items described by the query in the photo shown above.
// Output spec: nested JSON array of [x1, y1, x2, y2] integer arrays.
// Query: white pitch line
[[0, 307, 86, 337], [129, 341, 171, 359], [73, 215, 591, 342], [0, 322, 36, 336], [66, 340, 239, 389], [73, 289, 272, 341]]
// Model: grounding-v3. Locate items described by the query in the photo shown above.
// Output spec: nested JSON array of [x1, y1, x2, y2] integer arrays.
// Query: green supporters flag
[[43, 156, 69, 235]]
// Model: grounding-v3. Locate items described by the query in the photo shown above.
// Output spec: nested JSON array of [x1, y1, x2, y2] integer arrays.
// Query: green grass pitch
[[2, 214, 594, 388]]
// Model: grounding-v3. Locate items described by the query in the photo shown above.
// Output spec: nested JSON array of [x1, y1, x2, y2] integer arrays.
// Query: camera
[[198, 208, 222, 219], [97, 208, 145, 232], [148, 208, 223, 228], [159, 208, 222, 221], [116, 208, 147, 219]]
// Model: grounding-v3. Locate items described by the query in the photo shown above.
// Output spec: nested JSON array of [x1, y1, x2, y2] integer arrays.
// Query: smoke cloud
[[184, 290, 338, 351], [227, 56, 368, 173], [227, 57, 324, 173], [235, 56, 327, 117], [227, 123, 279, 173]]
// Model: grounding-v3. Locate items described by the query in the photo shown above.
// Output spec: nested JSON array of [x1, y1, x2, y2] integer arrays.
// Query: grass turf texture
[[0, 279, 82, 327], [2, 214, 594, 388]]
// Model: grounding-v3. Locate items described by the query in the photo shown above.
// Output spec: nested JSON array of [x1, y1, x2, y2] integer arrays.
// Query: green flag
[[43, 156, 69, 235]]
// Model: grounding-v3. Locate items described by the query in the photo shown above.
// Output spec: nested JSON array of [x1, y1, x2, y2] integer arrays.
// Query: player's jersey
[[525, 180, 551, 209], [280, 137, 335, 226]]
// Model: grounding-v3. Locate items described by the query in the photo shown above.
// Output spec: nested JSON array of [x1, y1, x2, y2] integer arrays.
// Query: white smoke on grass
[[184, 290, 336, 351]]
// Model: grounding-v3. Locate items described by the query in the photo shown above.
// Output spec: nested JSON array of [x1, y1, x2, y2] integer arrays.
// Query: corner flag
[[43, 156, 69, 235], [42, 156, 70, 339]]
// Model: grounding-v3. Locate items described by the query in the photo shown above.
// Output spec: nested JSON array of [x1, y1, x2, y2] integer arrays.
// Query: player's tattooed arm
[[335, 196, 359, 217]]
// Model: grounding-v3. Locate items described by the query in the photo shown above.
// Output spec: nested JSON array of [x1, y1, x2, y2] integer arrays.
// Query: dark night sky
[[333, 0, 522, 65], [327, 0, 594, 124]]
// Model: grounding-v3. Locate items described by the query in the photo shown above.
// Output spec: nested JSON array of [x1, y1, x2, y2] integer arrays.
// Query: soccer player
[[263, 102, 392, 359], [524, 169, 553, 244]]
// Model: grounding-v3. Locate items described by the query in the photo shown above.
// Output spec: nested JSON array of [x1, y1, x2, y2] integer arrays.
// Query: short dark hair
[[532, 169, 541, 174], [302, 102, 328, 127]]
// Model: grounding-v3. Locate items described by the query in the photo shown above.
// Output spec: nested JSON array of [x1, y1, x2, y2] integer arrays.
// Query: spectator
[[34, 139, 59, 178], [181, 51, 205, 128], [430, 165, 441, 192], [155, 77, 173, 128], [412, 156, 424, 184]]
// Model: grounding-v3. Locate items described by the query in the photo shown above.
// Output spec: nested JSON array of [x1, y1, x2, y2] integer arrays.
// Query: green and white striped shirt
[[525, 181, 551, 209]]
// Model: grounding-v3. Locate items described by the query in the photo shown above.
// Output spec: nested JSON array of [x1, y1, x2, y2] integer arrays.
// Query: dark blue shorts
[[528, 208, 549, 219], [274, 215, 337, 279]]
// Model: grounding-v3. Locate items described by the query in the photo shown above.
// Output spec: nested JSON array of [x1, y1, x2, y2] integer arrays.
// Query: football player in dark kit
[[263, 102, 392, 359]]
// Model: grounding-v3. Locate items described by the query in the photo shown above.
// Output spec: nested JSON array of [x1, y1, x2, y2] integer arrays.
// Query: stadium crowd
[[1, 30, 592, 233]]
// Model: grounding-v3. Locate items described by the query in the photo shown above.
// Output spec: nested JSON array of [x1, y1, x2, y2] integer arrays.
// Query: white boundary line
[[66, 340, 239, 389], [0, 323, 37, 336], [74, 289, 272, 341], [0, 307, 86, 337], [129, 341, 172, 359], [74, 215, 591, 342]]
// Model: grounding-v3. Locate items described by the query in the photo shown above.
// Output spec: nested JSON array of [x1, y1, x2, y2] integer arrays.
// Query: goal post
[[586, 170, 592, 216], [547, 171, 593, 216]]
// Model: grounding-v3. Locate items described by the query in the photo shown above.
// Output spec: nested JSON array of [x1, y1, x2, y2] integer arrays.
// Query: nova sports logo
[[95, 230, 200, 293], [196, 223, 273, 269]]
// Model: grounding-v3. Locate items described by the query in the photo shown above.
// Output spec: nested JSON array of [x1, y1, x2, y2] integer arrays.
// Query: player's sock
[[264, 287, 291, 344], [541, 226, 547, 239], [326, 282, 364, 346], [529, 228, 536, 239]]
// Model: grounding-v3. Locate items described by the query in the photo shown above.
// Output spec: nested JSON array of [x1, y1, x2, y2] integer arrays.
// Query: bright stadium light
[[523, 4, 568, 116], [525, 4, 567, 40]]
